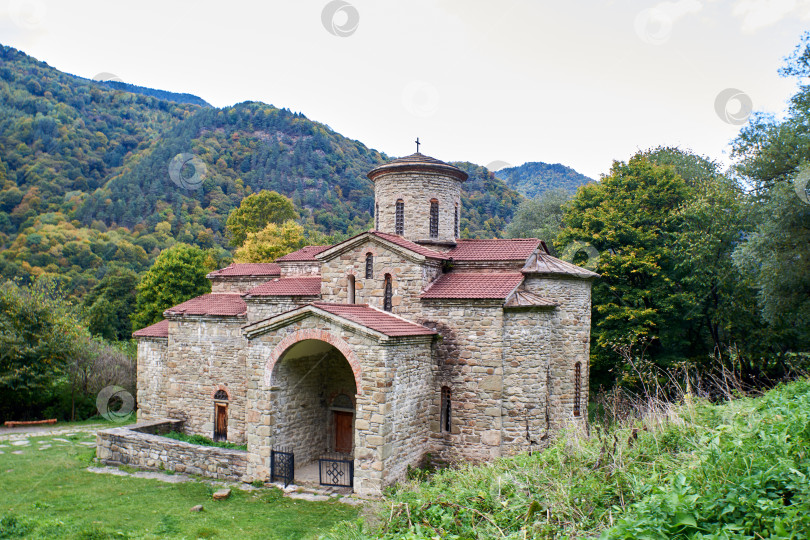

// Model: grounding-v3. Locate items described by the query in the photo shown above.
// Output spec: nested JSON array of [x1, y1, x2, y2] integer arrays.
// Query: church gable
[[318, 234, 443, 314]]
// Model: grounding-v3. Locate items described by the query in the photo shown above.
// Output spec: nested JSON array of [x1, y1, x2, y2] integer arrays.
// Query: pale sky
[[1, 0, 807, 179]]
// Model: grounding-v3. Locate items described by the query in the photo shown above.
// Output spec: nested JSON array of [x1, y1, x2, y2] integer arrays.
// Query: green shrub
[[0, 514, 33, 538], [604, 380, 810, 539], [349, 379, 810, 539]]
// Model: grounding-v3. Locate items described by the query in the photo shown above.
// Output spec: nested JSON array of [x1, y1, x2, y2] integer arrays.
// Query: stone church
[[132, 152, 597, 496]]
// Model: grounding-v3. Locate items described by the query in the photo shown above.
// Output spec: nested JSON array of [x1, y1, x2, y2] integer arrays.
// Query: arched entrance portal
[[269, 339, 358, 485]]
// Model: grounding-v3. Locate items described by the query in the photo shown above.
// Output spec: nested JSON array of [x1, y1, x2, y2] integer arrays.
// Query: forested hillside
[[93, 79, 211, 107], [496, 161, 593, 198], [0, 44, 523, 298]]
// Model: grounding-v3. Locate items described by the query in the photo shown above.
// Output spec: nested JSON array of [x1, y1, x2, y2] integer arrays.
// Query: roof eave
[[207, 273, 281, 280], [522, 270, 600, 280], [367, 163, 468, 182], [317, 231, 443, 264], [503, 303, 558, 311], [163, 312, 247, 321], [243, 304, 390, 341], [242, 294, 321, 301], [132, 334, 169, 341]]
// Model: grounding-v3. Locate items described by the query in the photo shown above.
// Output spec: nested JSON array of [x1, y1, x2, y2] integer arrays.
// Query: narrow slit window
[[348, 274, 356, 304], [213, 389, 228, 442], [454, 204, 459, 238], [395, 199, 404, 235], [383, 274, 392, 312], [429, 199, 439, 238], [365, 253, 373, 279], [574, 362, 582, 417], [440, 387, 451, 433]]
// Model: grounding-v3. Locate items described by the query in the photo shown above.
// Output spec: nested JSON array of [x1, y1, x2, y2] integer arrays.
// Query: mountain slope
[[94, 79, 211, 107], [75, 102, 523, 246], [496, 161, 594, 198], [0, 44, 523, 297]]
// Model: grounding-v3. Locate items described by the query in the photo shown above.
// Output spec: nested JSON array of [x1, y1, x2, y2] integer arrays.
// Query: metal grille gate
[[270, 447, 294, 487], [319, 453, 354, 488]]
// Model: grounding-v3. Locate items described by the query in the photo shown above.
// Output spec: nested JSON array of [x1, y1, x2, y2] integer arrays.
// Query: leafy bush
[[605, 380, 810, 539], [0, 514, 33, 538], [328, 379, 810, 539]]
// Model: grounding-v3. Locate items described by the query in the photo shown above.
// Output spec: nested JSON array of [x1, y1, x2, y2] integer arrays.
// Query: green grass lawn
[[0, 428, 358, 539]]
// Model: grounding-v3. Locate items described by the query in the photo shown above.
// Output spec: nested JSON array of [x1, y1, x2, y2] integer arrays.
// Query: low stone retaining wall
[[95, 419, 249, 482]]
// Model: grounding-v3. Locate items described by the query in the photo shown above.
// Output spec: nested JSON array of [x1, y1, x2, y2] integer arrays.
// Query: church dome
[[367, 153, 468, 182]]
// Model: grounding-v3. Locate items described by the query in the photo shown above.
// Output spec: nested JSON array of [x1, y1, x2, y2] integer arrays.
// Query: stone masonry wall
[[320, 238, 442, 319], [521, 277, 593, 428], [501, 309, 555, 454], [418, 300, 506, 463], [245, 317, 434, 496], [279, 261, 321, 277], [379, 338, 435, 483], [136, 338, 168, 421], [96, 420, 248, 481], [374, 171, 462, 244], [164, 317, 248, 444], [210, 278, 275, 294], [245, 297, 319, 325]]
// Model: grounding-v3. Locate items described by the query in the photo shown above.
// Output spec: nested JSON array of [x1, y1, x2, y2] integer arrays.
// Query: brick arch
[[211, 384, 231, 400], [263, 329, 363, 395], [378, 267, 397, 282], [327, 389, 357, 409]]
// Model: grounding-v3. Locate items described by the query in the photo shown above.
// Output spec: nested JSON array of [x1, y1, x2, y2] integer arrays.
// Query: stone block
[[212, 488, 231, 500], [481, 430, 501, 446]]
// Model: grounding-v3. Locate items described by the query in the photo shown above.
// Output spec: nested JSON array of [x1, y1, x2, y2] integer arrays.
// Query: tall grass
[[324, 377, 810, 539]]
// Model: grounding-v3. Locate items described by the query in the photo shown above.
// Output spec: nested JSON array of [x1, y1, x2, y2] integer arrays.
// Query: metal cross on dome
[[415, 137, 420, 153]]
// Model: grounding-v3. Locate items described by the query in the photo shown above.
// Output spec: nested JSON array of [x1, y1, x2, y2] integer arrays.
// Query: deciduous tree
[[234, 220, 306, 263], [225, 190, 298, 247], [0, 278, 86, 420], [132, 244, 212, 330], [505, 188, 571, 255]]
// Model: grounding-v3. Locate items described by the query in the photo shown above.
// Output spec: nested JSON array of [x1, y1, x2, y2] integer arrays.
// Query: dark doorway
[[214, 402, 228, 441], [334, 411, 353, 454]]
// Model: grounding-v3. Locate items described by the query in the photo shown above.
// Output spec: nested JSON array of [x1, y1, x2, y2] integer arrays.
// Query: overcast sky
[[0, 0, 807, 179]]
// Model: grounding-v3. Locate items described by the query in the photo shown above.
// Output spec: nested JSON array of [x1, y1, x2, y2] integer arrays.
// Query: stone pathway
[[272, 481, 365, 506], [86, 466, 263, 490], [86, 465, 364, 505], [0, 424, 102, 459], [87, 466, 193, 484], [0, 424, 106, 442]]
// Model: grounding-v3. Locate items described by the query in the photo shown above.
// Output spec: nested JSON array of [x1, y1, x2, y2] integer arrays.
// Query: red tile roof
[[133, 319, 169, 338], [421, 272, 525, 299], [504, 290, 558, 308], [312, 302, 437, 337], [244, 277, 322, 297], [371, 231, 449, 260], [164, 293, 247, 317], [207, 263, 281, 278], [275, 246, 332, 262], [367, 153, 468, 182], [446, 239, 541, 261], [521, 251, 600, 279]]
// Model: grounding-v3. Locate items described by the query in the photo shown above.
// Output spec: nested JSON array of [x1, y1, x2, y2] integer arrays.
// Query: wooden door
[[214, 403, 228, 441], [334, 411, 353, 454]]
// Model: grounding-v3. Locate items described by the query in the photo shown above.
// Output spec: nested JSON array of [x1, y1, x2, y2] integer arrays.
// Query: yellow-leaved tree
[[234, 220, 306, 263]]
